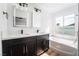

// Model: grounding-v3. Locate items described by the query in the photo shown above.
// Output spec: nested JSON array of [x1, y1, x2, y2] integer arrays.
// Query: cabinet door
[[26, 37, 36, 56], [41, 35, 49, 51], [42, 39, 49, 51], [36, 37, 44, 56], [36, 36, 43, 50], [36, 34, 49, 55], [9, 44, 27, 56], [2, 38, 28, 56]]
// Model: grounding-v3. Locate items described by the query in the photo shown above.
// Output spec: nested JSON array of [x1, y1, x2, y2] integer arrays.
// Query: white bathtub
[[49, 37, 78, 56]]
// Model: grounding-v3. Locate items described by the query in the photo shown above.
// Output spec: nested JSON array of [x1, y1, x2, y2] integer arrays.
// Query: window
[[56, 14, 75, 36], [56, 16, 64, 34], [64, 14, 75, 36]]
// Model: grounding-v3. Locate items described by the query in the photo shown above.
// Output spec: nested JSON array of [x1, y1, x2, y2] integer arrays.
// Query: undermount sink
[[24, 34, 30, 35]]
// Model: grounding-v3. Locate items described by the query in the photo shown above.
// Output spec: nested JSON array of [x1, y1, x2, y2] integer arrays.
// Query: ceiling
[[33, 3, 77, 13], [10, 3, 77, 13]]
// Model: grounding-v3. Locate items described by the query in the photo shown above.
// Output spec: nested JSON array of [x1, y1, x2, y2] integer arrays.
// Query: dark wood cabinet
[[36, 35, 49, 55], [9, 43, 27, 56], [2, 34, 49, 56], [26, 37, 37, 56], [2, 38, 29, 56]]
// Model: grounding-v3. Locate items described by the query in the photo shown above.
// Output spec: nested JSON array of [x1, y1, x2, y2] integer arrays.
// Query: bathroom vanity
[[2, 34, 49, 56]]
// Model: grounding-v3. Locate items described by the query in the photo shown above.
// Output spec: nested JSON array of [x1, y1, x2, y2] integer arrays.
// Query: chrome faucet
[[21, 29, 23, 34], [36, 29, 39, 33]]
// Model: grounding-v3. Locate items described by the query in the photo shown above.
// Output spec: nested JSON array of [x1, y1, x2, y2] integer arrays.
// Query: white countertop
[[2, 33, 49, 40]]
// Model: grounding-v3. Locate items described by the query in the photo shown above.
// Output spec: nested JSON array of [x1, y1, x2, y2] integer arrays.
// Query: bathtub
[[49, 37, 78, 56]]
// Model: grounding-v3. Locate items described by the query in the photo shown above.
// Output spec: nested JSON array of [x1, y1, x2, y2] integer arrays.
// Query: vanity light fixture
[[3, 11, 8, 19], [15, 3, 28, 11], [34, 8, 41, 12], [19, 3, 28, 7]]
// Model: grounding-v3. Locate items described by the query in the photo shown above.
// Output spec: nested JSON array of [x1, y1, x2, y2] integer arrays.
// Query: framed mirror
[[13, 6, 27, 27]]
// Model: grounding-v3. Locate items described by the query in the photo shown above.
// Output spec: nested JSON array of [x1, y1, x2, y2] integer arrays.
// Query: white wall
[[0, 3, 7, 56], [6, 3, 52, 35], [6, 4, 37, 35], [0, 33, 2, 56], [33, 10, 42, 28], [51, 4, 78, 35], [39, 11, 52, 33], [50, 4, 78, 44]]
